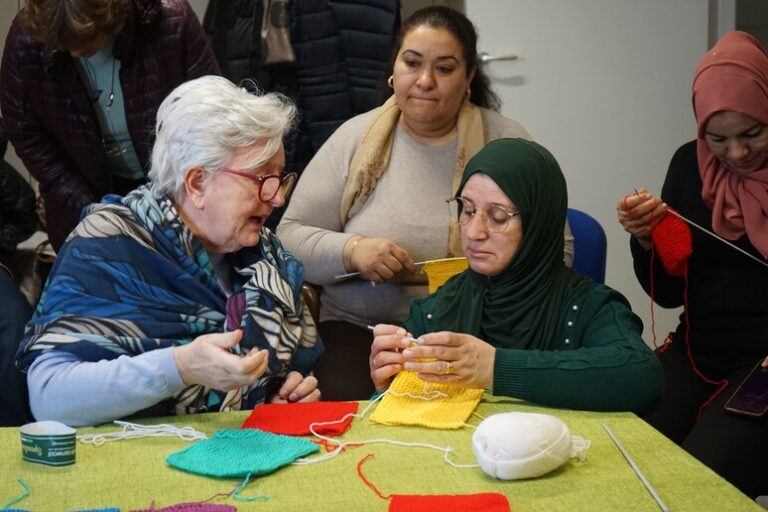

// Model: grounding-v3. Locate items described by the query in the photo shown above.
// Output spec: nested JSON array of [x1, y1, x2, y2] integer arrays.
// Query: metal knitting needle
[[366, 324, 419, 345], [603, 424, 670, 512], [334, 257, 466, 280], [666, 209, 768, 270]]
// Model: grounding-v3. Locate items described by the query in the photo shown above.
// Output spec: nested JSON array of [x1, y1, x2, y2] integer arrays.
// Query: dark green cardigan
[[404, 281, 662, 413]]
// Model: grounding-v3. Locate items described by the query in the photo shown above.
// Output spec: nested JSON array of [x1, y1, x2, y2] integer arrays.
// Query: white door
[[466, 0, 709, 339]]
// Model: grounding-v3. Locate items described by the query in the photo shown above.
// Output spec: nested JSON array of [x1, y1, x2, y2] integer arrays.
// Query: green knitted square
[[166, 429, 319, 478]]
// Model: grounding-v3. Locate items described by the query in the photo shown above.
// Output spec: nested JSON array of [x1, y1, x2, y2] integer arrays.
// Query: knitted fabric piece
[[421, 258, 468, 293], [166, 429, 319, 478], [130, 504, 236, 512], [651, 214, 692, 278], [390, 493, 509, 511], [241, 401, 359, 436], [370, 371, 483, 429]]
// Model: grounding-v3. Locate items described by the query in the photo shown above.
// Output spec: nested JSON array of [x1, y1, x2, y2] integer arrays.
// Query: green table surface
[[0, 397, 760, 511]]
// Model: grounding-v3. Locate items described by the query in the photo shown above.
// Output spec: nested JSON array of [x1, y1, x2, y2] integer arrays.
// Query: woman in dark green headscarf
[[369, 138, 662, 412]]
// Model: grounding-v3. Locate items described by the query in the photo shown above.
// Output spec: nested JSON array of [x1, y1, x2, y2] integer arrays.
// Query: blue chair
[[567, 208, 607, 283]]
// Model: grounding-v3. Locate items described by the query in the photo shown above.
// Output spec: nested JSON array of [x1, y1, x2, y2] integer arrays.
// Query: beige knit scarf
[[340, 95, 485, 257]]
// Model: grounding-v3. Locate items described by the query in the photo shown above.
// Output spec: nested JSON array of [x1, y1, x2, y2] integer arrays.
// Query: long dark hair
[[383, 5, 500, 111]]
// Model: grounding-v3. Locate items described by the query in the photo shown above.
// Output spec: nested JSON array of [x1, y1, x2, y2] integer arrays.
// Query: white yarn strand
[[293, 389, 480, 469], [77, 420, 208, 446]]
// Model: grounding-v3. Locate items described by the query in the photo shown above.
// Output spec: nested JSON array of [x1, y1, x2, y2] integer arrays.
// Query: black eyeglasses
[[446, 197, 520, 233], [217, 168, 297, 202]]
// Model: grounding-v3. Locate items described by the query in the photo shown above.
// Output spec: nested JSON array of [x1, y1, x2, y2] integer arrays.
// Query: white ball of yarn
[[472, 412, 589, 480]]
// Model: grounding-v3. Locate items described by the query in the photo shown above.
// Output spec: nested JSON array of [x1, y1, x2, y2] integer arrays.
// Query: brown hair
[[19, 0, 130, 49]]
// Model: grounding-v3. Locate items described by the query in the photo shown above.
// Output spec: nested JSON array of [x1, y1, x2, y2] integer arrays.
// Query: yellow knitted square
[[421, 257, 468, 293], [370, 370, 484, 429]]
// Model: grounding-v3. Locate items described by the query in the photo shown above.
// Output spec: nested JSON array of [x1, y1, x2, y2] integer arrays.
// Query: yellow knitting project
[[421, 257, 468, 293], [370, 370, 484, 429]]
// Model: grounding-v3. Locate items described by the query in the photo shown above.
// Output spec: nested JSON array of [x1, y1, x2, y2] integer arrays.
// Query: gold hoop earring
[[387, 75, 394, 88]]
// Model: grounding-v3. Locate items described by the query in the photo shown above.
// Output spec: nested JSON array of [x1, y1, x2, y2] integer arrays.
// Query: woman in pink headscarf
[[616, 31, 768, 498]]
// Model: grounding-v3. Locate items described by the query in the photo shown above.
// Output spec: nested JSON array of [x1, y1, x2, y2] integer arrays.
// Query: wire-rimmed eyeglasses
[[446, 197, 520, 233], [216, 168, 297, 202]]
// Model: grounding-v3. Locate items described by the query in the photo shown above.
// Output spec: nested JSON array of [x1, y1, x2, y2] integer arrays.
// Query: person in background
[[371, 138, 661, 413], [0, 117, 37, 426], [1, 0, 220, 251], [277, 6, 574, 401], [17, 76, 322, 427], [616, 31, 768, 498], [203, 0, 400, 230]]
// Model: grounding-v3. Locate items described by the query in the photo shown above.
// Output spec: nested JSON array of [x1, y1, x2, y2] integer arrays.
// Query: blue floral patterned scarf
[[18, 186, 323, 413]]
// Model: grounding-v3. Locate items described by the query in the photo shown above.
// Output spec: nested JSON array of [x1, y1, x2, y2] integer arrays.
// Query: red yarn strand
[[356, 453, 391, 501], [649, 246, 659, 349], [648, 212, 727, 418], [679, 271, 729, 419]]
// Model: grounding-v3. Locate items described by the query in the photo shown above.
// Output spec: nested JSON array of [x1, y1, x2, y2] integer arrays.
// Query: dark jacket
[[0, 0, 220, 250], [630, 141, 768, 377], [0, 118, 37, 257], [203, 0, 399, 228]]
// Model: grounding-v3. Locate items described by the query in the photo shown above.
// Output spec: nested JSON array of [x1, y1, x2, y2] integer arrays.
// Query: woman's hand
[[345, 237, 418, 283], [370, 324, 414, 392], [617, 188, 668, 249], [270, 371, 321, 403], [402, 331, 496, 390], [172, 330, 268, 391]]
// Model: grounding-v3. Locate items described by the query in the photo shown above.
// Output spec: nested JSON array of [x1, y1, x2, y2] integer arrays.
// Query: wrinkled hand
[[369, 324, 413, 392], [349, 237, 418, 283], [270, 371, 321, 403], [616, 188, 668, 248], [402, 331, 495, 390], [172, 330, 268, 391]]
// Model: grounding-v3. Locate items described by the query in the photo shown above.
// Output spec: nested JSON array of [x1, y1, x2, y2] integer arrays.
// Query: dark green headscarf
[[428, 138, 588, 349]]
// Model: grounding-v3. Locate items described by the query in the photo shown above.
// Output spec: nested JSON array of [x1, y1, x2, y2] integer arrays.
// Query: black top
[[630, 140, 768, 377]]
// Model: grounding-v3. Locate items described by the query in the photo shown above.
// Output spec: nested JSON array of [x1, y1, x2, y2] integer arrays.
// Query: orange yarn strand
[[356, 453, 391, 501]]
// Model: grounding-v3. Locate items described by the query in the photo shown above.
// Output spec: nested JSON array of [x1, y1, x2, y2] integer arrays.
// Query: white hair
[[148, 75, 297, 198]]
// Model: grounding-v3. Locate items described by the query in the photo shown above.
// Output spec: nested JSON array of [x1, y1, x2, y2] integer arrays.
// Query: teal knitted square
[[166, 429, 319, 478]]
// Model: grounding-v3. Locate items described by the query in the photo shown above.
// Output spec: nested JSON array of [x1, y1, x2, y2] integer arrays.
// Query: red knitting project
[[241, 401, 359, 436], [357, 453, 510, 512], [651, 213, 692, 277], [389, 493, 509, 512]]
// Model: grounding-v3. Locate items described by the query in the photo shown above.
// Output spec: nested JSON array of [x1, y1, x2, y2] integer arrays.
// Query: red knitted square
[[241, 401, 359, 436], [651, 213, 692, 277], [389, 493, 509, 511]]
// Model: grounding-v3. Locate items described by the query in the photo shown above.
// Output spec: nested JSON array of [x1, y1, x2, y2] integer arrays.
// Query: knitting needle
[[366, 324, 420, 345], [334, 257, 466, 280], [603, 424, 670, 512], [666, 209, 768, 270]]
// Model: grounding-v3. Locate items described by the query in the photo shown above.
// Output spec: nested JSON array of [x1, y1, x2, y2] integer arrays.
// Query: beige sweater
[[278, 107, 573, 327]]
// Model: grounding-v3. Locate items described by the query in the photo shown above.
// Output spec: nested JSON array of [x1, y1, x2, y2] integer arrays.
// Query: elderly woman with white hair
[[17, 76, 323, 427]]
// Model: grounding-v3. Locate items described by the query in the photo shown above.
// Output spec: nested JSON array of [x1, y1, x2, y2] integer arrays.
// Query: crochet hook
[[334, 257, 467, 280], [667, 209, 768, 270], [603, 424, 670, 512]]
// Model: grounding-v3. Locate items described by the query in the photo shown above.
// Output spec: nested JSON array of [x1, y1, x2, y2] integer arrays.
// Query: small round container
[[20, 421, 76, 466]]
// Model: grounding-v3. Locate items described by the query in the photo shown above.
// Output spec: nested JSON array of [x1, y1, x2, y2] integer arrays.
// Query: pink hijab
[[692, 31, 768, 259]]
